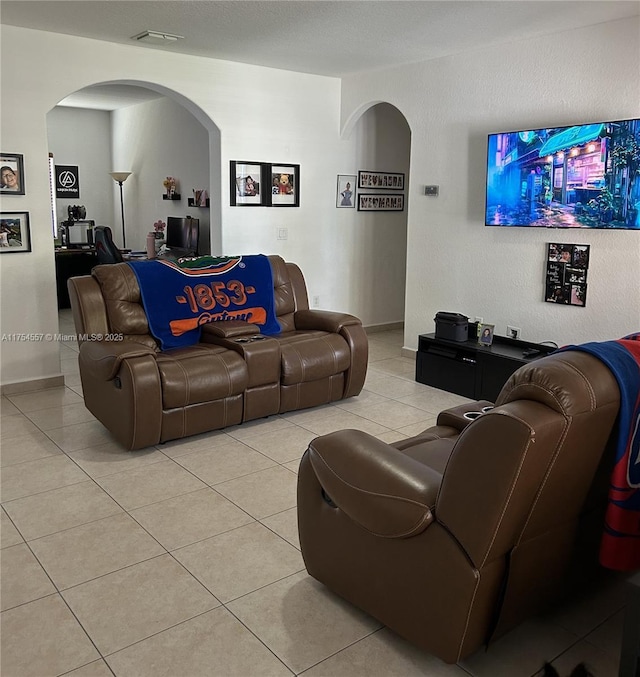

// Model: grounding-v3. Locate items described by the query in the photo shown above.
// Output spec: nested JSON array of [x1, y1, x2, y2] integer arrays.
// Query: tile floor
[[0, 313, 628, 676]]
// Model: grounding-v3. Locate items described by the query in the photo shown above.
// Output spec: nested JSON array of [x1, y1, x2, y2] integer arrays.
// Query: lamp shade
[[110, 171, 132, 183]]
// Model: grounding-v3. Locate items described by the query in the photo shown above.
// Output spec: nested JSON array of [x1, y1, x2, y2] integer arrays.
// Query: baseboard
[[1, 375, 65, 396], [401, 346, 417, 360], [364, 321, 404, 334]]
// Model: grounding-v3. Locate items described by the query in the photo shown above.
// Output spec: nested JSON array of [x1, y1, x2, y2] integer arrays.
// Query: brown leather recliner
[[67, 255, 368, 450], [297, 350, 620, 664]]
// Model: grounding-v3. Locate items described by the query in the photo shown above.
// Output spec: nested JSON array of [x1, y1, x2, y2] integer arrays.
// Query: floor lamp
[[109, 171, 132, 249]]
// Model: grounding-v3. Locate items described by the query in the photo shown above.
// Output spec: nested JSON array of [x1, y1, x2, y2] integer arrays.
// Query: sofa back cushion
[[93, 256, 309, 344], [268, 255, 297, 332], [92, 264, 158, 349]]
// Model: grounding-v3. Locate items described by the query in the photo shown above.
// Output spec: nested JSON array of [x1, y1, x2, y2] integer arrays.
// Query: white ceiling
[[3, 1, 639, 109]]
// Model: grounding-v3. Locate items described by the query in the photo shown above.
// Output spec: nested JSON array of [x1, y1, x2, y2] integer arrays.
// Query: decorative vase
[[146, 232, 156, 259]]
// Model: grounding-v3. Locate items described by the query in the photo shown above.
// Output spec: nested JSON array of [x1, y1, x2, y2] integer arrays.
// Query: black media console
[[416, 333, 557, 402]]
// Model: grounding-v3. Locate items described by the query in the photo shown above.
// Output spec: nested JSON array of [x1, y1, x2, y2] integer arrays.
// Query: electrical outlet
[[312, 295, 320, 308], [507, 325, 521, 340]]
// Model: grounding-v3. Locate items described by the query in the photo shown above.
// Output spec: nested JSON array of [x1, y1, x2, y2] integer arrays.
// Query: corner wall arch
[[341, 99, 412, 139], [337, 100, 412, 336], [47, 79, 222, 254]]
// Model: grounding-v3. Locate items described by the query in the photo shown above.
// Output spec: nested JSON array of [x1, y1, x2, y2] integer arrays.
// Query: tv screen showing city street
[[485, 118, 639, 229]]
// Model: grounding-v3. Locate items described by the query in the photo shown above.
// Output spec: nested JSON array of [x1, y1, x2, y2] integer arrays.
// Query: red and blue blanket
[[562, 333, 640, 571], [128, 254, 281, 350]]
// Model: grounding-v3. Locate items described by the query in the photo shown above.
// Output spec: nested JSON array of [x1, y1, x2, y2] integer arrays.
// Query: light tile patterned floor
[[0, 315, 627, 676]]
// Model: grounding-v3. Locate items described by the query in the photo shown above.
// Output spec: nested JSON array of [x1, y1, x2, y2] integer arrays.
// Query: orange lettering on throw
[[169, 307, 268, 336]]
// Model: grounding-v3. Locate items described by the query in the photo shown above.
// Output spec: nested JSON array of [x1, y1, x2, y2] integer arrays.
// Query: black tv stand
[[416, 333, 557, 401]]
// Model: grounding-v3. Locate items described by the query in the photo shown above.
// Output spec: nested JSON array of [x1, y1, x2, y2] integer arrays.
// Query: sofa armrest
[[79, 341, 157, 381], [294, 309, 361, 333], [201, 321, 260, 340], [437, 400, 495, 432], [306, 429, 442, 538]]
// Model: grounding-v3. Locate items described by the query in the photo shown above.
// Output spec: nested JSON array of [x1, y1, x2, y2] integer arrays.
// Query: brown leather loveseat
[[297, 350, 620, 663], [67, 255, 368, 450]]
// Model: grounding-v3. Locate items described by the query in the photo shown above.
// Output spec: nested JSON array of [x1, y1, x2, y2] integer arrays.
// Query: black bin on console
[[434, 312, 469, 343]]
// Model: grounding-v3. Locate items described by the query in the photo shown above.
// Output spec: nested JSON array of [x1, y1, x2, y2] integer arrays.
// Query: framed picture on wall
[[358, 170, 404, 191], [268, 164, 300, 207], [0, 153, 25, 195], [230, 161, 266, 206], [336, 174, 356, 208], [545, 242, 589, 307], [0, 212, 31, 252], [357, 194, 404, 212]]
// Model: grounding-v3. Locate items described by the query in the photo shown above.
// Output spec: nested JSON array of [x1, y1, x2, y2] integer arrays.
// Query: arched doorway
[[46, 81, 221, 379], [342, 102, 411, 344]]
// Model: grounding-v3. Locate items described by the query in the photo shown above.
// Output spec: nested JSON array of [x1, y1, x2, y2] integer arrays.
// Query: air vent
[[132, 31, 184, 45]]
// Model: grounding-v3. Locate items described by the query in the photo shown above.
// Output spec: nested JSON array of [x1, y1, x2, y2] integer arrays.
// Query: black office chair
[[93, 226, 123, 265]]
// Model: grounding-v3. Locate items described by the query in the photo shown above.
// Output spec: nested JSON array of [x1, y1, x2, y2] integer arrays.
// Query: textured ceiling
[[3, 1, 639, 77], [3, 1, 638, 109]]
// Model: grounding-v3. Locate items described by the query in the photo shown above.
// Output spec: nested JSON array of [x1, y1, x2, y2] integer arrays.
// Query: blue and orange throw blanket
[[562, 333, 640, 571], [128, 254, 281, 350]]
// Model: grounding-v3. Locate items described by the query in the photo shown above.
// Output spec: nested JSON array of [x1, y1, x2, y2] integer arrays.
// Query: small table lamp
[[110, 172, 132, 248]]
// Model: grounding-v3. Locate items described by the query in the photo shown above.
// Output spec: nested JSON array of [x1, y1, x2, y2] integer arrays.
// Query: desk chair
[[94, 226, 124, 265]]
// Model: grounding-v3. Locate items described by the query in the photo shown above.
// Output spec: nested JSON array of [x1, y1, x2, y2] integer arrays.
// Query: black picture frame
[[358, 170, 404, 191], [545, 243, 590, 307], [0, 153, 25, 195], [230, 161, 267, 207], [0, 211, 31, 252], [268, 164, 300, 207], [357, 194, 405, 212]]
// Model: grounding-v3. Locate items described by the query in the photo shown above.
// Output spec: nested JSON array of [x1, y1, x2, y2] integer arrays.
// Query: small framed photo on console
[[478, 323, 495, 346]]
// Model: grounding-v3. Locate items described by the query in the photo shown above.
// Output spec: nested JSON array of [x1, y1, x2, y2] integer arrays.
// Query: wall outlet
[[507, 325, 521, 340], [312, 295, 320, 308]]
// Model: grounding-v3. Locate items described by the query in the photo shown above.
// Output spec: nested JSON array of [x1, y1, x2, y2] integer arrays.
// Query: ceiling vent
[[132, 31, 184, 45]]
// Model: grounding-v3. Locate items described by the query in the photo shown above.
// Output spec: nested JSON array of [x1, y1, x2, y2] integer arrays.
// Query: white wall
[[0, 25, 408, 387], [112, 97, 211, 253], [47, 107, 115, 230], [343, 18, 640, 349]]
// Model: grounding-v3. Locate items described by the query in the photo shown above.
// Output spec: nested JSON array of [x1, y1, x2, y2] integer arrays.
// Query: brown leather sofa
[[297, 350, 620, 664], [67, 255, 368, 450]]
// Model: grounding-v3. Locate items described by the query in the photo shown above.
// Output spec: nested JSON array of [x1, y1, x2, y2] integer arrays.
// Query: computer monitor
[[65, 220, 94, 248], [166, 216, 199, 256]]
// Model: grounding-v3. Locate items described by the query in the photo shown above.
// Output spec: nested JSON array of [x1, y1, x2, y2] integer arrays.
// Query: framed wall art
[[545, 243, 590, 307], [230, 161, 266, 206], [0, 212, 31, 252], [357, 194, 404, 212], [358, 170, 404, 191], [336, 175, 356, 208], [0, 153, 25, 195], [269, 164, 300, 207]]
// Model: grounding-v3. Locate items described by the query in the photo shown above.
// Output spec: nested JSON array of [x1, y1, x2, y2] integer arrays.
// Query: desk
[[55, 248, 98, 309]]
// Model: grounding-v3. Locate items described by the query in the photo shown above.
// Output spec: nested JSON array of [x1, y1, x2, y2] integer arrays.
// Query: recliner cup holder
[[235, 335, 268, 344], [481, 406, 494, 413], [463, 411, 483, 420]]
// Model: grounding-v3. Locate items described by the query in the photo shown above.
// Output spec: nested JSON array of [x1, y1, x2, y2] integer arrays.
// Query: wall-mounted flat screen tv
[[485, 118, 639, 229]]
